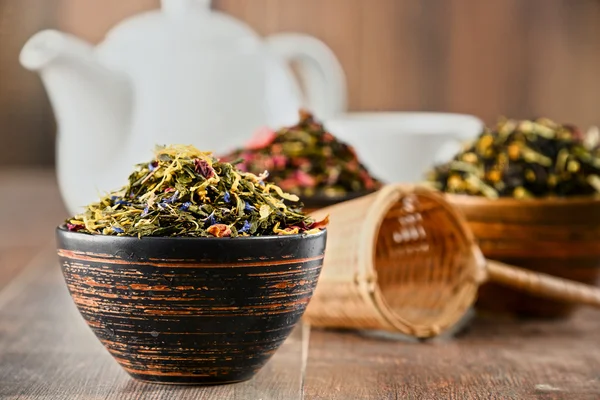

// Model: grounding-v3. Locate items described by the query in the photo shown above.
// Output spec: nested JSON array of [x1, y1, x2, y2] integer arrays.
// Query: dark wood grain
[[304, 315, 600, 400], [0, 247, 39, 290], [3, 0, 600, 166], [0, 169, 67, 289], [214, 0, 600, 129], [0, 0, 58, 166]]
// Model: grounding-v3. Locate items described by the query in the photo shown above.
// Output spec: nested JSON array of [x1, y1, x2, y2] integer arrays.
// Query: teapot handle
[[265, 33, 347, 120]]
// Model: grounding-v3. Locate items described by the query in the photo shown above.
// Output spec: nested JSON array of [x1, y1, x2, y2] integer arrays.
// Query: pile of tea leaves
[[221, 111, 382, 199], [66, 145, 328, 237], [427, 117, 600, 198]]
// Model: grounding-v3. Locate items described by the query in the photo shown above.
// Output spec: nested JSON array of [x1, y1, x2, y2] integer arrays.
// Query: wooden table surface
[[1, 169, 600, 400]]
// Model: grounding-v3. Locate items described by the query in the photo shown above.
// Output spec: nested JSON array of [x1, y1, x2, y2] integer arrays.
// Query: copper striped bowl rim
[[57, 225, 326, 242], [445, 193, 600, 207]]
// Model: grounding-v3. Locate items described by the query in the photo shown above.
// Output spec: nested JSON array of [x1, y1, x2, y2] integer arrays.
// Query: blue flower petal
[[113, 227, 124, 233], [164, 191, 179, 204], [180, 202, 192, 211], [239, 220, 252, 233], [224, 192, 231, 203]]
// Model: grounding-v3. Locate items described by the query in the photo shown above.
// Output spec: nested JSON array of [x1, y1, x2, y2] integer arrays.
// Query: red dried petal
[[194, 159, 215, 178], [207, 224, 231, 238], [309, 215, 330, 230], [261, 158, 274, 171], [67, 223, 84, 232], [565, 124, 584, 142], [241, 152, 255, 162], [294, 170, 316, 187], [277, 178, 297, 191], [272, 155, 287, 169], [347, 145, 358, 159], [360, 170, 377, 190], [298, 109, 314, 124], [346, 160, 359, 172], [323, 132, 335, 142], [291, 157, 311, 168]]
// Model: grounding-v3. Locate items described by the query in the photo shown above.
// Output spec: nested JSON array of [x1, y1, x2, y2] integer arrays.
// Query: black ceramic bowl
[[56, 228, 327, 385]]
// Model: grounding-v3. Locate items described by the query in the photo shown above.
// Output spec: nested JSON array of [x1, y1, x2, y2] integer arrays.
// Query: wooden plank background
[[1, 0, 599, 166]]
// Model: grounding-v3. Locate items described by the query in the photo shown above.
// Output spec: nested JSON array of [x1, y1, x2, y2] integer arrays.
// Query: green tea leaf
[[428, 118, 600, 198], [222, 110, 382, 199], [65, 144, 328, 237]]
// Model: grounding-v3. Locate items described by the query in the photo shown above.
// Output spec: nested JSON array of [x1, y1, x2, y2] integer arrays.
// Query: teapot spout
[[21, 30, 133, 214], [20, 30, 132, 142]]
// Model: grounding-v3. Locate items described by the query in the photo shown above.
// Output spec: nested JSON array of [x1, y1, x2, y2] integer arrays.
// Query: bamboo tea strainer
[[304, 184, 600, 338]]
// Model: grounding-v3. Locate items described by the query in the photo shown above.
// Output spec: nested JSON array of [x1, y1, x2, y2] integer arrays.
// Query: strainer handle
[[486, 260, 600, 308]]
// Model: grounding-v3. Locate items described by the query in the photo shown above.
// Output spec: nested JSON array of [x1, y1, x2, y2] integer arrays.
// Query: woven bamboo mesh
[[304, 184, 600, 338], [304, 185, 481, 338]]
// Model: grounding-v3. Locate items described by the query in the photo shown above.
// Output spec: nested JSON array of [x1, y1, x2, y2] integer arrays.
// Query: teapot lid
[[101, 0, 261, 48]]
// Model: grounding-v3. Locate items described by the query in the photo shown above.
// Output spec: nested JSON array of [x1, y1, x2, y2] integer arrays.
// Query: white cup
[[323, 112, 484, 184]]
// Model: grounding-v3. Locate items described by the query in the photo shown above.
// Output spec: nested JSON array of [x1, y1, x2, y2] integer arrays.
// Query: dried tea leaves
[[66, 145, 328, 237], [222, 111, 382, 199], [428, 117, 600, 198]]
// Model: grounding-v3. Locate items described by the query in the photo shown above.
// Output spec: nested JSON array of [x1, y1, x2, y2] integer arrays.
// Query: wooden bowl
[[56, 228, 327, 385], [446, 194, 600, 318]]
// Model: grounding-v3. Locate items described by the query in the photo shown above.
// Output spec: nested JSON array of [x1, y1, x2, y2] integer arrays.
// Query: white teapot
[[20, 0, 347, 215]]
